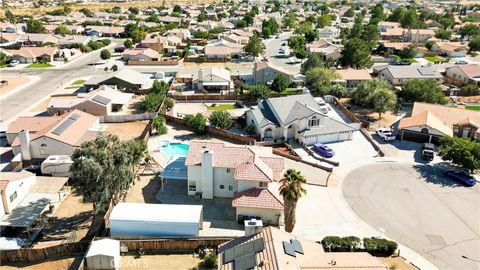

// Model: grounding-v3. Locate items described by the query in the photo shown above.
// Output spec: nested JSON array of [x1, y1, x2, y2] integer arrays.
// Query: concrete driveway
[[343, 162, 480, 270]]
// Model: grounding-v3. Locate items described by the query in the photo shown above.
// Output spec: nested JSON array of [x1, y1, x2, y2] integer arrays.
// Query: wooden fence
[[0, 241, 90, 263], [119, 238, 231, 253], [169, 94, 250, 101], [128, 59, 181, 66], [272, 148, 333, 172]]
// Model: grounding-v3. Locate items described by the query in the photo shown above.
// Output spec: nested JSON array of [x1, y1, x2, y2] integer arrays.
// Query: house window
[[308, 116, 320, 127], [188, 181, 196, 191], [421, 128, 429, 133], [9, 191, 17, 203], [226, 168, 231, 173], [229, 185, 233, 191], [39, 143, 48, 155], [288, 125, 293, 129], [220, 185, 225, 189], [264, 128, 273, 140], [259, 182, 267, 188]]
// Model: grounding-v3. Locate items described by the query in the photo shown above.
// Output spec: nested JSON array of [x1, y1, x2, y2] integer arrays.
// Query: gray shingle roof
[[299, 117, 355, 136], [267, 94, 322, 125]]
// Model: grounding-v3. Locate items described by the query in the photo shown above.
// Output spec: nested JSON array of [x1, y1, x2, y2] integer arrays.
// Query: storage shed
[[85, 239, 120, 270], [109, 203, 203, 238]]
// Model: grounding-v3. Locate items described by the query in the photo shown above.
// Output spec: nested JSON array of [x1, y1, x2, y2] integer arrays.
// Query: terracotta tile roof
[[10, 110, 98, 147], [457, 64, 480, 78], [336, 68, 372, 81], [7, 115, 64, 134], [232, 188, 284, 210], [11, 47, 57, 59], [398, 110, 453, 136], [0, 171, 34, 191], [185, 141, 284, 182], [411, 102, 480, 128], [382, 42, 411, 50]]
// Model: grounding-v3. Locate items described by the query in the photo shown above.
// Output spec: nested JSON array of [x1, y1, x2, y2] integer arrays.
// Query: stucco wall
[[30, 137, 75, 160], [3, 175, 35, 213], [236, 207, 283, 226]]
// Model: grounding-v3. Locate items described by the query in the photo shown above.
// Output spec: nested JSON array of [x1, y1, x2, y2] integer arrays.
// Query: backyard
[[120, 254, 202, 270], [206, 104, 237, 111]]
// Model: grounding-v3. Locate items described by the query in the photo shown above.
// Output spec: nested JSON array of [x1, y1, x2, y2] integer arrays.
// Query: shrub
[[164, 97, 174, 110], [320, 236, 360, 252], [99, 39, 111, 46], [201, 252, 217, 268], [111, 64, 118, 72], [362, 237, 398, 257], [248, 84, 270, 100], [245, 125, 256, 135], [141, 93, 163, 112], [271, 74, 290, 92], [153, 116, 168, 135], [185, 113, 206, 135], [209, 111, 233, 129]]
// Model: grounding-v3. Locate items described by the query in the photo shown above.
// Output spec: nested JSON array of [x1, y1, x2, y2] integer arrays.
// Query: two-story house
[[185, 141, 285, 225], [245, 94, 355, 145]]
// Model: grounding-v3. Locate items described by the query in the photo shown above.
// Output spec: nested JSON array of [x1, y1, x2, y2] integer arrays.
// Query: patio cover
[[0, 177, 68, 228], [202, 81, 229, 86]]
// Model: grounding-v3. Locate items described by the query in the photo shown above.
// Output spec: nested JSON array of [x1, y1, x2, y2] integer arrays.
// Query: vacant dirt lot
[[0, 76, 31, 96], [125, 175, 161, 204], [105, 120, 149, 141], [120, 254, 202, 270], [0, 257, 75, 270], [378, 256, 417, 270], [41, 191, 93, 241]]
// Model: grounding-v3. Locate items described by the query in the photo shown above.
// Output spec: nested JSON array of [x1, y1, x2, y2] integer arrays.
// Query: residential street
[[264, 31, 302, 74]]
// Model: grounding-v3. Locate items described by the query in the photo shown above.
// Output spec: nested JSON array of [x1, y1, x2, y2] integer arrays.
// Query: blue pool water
[[160, 142, 189, 160]]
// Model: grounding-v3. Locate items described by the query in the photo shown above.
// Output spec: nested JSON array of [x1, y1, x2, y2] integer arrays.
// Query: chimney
[[201, 149, 214, 199], [198, 69, 203, 81], [18, 130, 31, 161], [244, 218, 263, 237]]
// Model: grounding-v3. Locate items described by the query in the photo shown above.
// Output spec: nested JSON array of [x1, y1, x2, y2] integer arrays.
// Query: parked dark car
[[313, 143, 335, 158], [454, 60, 468, 65], [393, 60, 412, 65], [444, 171, 476, 186]]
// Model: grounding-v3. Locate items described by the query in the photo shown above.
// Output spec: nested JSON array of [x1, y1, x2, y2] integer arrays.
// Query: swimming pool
[[160, 142, 189, 160]]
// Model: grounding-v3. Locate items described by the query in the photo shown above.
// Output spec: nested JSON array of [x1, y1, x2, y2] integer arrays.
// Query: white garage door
[[338, 132, 351, 141], [317, 133, 339, 144]]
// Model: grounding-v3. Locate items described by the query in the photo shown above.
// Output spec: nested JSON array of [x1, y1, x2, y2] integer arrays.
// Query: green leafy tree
[[400, 79, 447, 104], [100, 49, 111, 60], [209, 111, 233, 129], [173, 4, 182, 13], [248, 84, 270, 100], [460, 24, 480, 40], [244, 34, 264, 57], [400, 8, 421, 28], [351, 79, 390, 107], [271, 74, 290, 93], [435, 29, 452, 40], [321, 236, 361, 252], [438, 137, 480, 173], [301, 53, 326, 74], [54, 25, 70, 36], [328, 84, 347, 98], [344, 6, 355, 17], [280, 169, 307, 233], [111, 6, 122, 14], [79, 8, 94, 17], [261, 18, 279, 38], [360, 24, 379, 48], [5, 10, 16, 23], [124, 39, 133, 48], [153, 116, 168, 135], [425, 41, 435, 50], [185, 113, 206, 135], [111, 64, 118, 72], [128, 7, 139, 15], [26, 19, 46, 33], [316, 15, 332, 28], [388, 7, 404, 22], [305, 67, 340, 95], [468, 36, 480, 52], [363, 238, 398, 257], [295, 21, 314, 35], [340, 38, 373, 69], [370, 87, 397, 119], [398, 44, 417, 59], [459, 84, 479, 96], [164, 97, 174, 109], [370, 3, 385, 22], [71, 134, 146, 213], [131, 29, 146, 43], [282, 12, 298, 29], [304, 29, 319, 43]]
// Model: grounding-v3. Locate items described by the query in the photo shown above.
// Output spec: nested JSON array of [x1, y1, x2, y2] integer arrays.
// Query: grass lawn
[[424, 56, 445, 62], [0, 63, 7, 68], [65, 86, 81, 89], [72, 79, 86, 85], [390, 54, 417, 63], [207, 104, 237, 111], [27, 63, 54, 68], [466, 105, 480, 111], [282, 88, 303, 94]]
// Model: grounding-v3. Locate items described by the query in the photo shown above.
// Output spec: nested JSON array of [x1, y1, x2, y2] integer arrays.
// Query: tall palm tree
[[279, 169, 307, 232]]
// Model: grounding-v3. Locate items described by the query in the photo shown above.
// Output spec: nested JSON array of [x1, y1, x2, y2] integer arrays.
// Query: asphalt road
[[343, 162, 480, 270], [0, 46, 111, 125], [264, 32, 301, 74]]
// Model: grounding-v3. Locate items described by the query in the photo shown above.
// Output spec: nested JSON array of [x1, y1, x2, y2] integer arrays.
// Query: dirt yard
[[41, 191, 93, 241], [0, 76, 31, 96], [0, 257, 75, 270], [120, 254, 202, 270], [457, 95, 480, 103], [378, 256, 417, 270], [124, 175, 161, 204], [104, 120, 150, 141], [340, 100, 398, 130]]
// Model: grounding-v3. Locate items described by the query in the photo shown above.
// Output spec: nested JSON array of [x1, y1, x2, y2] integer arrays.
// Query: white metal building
[[85, 239, 120, 270], [109, 203, 203, 238]]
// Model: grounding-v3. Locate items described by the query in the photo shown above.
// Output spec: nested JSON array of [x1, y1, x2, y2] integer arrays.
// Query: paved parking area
[[343, 162, 480, 270], [155, 180, 243, 237]]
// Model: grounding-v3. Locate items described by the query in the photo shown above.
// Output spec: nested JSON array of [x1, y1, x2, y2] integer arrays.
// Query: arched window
[[308, 116, 320, 127], [264, 128, 273, 140], [421, 128, 429, 133], [39, 143, 48, 155]]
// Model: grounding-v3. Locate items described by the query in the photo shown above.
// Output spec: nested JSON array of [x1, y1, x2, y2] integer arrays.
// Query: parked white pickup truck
[[376, 128, 396, 141]]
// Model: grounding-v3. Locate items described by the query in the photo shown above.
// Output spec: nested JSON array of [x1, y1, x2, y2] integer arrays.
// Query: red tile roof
[[232, 188, 284, 210]]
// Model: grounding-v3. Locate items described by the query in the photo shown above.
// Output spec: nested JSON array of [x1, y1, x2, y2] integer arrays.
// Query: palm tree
[[279, 169, 307, 232]]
